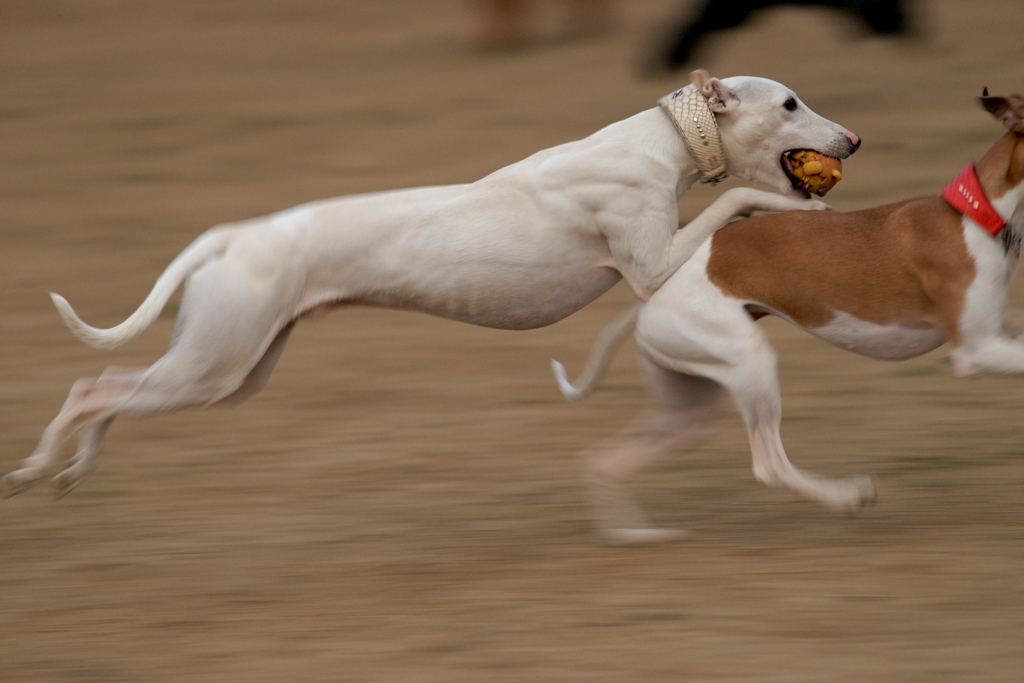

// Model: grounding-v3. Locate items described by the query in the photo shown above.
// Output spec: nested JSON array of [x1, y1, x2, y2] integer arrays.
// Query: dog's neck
[[965, 132, 1024, 253], [614, 107, 705, 199], [942, 163, 1006, 237], [975, 132, 1024, 206], [658, 85, 728, 186]]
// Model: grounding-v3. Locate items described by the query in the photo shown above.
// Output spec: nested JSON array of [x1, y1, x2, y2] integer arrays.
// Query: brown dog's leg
[[723, 332, 877, 511], [582, 357, 723, 543]]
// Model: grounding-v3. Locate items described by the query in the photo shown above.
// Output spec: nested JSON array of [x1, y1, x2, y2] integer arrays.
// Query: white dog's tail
[[51, 228, 237, 349], [550, 302, 641, 402]]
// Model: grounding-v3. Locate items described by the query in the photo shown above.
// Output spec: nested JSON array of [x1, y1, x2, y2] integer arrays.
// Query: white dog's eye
[[784, 97, 798, 112]]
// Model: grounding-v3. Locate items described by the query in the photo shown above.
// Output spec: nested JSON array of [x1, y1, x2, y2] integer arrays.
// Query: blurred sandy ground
[[1, 1, 1022, 681]]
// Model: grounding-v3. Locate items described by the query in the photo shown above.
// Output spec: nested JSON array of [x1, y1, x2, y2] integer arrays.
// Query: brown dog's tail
[[51, 227, 238, 349], [550, 302, 640, 402]]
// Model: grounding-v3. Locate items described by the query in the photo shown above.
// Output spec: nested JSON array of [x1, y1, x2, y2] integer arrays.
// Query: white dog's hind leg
[[5, 269, 297, 498], [582, 357, 723, 543], [2, 368, 146, 498], [52, 417, 115, 498], [6, 342, 273, 498], [215, 322, 296, 405]]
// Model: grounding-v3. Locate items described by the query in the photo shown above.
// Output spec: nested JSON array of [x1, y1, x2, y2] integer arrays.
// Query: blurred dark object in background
[[475, 0, 614, 50], [645, 0, 919, 73]]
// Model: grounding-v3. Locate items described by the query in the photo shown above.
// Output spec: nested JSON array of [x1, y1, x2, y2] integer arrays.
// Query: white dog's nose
[[844, 131, 862, 150]]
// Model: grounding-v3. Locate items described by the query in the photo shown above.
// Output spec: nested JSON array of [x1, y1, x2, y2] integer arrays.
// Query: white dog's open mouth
[[781, 150, 843, 198]]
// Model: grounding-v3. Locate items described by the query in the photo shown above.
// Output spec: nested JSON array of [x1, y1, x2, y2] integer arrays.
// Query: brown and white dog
[[554, 90, 1024, 543]]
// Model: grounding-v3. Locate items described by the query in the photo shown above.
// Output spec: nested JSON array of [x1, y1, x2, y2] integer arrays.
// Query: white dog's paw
[[803, 199, 832, 211], [51, 468, 86, 500], [1, 468, 44, 498]]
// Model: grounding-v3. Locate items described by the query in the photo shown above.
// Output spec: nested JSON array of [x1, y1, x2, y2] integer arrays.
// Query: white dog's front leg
[[648, 188, 828, 294]]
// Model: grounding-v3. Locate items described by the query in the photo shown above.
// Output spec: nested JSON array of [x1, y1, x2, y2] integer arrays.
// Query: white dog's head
[[693, 71, 861, 198]]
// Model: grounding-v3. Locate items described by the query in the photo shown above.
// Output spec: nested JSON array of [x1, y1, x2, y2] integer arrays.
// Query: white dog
[[553, 90, 1024, 543], [3, 70, 859, 500]]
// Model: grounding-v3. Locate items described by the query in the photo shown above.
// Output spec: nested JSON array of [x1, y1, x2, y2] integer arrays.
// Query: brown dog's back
[[706, 197, 977, 341]]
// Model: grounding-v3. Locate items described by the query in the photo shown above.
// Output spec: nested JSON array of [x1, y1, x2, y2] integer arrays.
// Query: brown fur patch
[[975, 132, 1024, 199], [706, 197, 977, 342]]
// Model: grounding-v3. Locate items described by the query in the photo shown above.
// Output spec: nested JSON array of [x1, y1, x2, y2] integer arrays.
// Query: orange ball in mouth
[[784, 150, 843, 197]]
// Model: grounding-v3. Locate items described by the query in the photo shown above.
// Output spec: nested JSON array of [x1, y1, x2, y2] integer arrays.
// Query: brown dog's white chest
[[798, 310, 947, 360]]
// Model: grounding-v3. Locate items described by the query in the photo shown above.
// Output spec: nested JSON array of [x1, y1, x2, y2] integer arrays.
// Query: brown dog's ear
[[980, 89, 1024, 133], [691, 69, 737, 113], [1009, 95, 1024, 134]]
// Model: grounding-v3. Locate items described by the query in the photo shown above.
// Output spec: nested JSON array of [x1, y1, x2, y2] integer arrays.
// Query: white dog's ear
[[980, 89, 1024, 133], [691, 69, 737, 113]]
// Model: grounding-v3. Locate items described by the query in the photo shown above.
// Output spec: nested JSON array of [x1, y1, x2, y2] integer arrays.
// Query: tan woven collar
[[658, 85, 728, 185]]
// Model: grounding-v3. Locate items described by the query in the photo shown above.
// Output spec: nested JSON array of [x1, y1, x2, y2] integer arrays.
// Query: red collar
[[941, 163, 1006, 236]]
